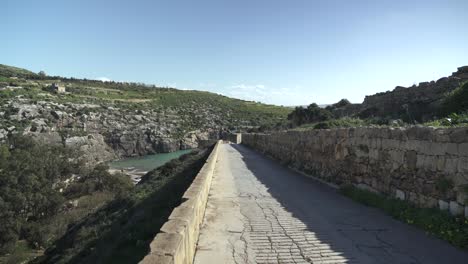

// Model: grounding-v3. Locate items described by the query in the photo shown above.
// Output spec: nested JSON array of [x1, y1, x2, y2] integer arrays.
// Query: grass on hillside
[[0, 64, 292, 131], [0, 64, 38, 79]]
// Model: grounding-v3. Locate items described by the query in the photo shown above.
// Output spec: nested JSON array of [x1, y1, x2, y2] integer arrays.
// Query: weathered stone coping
[[139, 140, 221, 264]]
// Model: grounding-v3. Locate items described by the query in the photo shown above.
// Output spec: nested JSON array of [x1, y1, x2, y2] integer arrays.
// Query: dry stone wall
[[242, 127, 468, 217]]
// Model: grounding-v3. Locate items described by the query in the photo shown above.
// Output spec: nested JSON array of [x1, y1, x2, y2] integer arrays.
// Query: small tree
[[333, 99, 351, 108], [440, 82, 468, 116], [287, 103, 332, 126]]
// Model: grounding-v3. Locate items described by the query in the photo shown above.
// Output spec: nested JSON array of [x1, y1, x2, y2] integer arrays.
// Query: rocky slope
[[330, 66, 468, 122], [0, 64, 290, 164]]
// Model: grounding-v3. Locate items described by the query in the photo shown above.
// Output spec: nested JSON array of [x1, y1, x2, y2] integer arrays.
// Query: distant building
[[50, 83, 66, 93]]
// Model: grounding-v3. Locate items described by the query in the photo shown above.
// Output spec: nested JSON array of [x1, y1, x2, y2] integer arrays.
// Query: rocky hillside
[[0, 64, 291, 163], [330, 66, 468, 122]]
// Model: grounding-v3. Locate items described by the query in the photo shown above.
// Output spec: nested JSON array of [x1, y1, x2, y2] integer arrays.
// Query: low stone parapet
[[140, 141, 221, 264]]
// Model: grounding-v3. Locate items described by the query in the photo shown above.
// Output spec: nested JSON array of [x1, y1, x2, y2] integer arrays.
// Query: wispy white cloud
[[96, 77, 112, 82], [221, 84, 307, 106]]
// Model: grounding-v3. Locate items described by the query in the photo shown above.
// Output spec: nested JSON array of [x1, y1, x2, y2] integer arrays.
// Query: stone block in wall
[[421, 155, 438, 171], [408, 192, 418, 204], [446, 143, 458, 156], [429, 142, 447, 156], [456, 191, 467, 205], [453, 173, 468, 186], [449, 128, 468, 143], [458, 157, 468, 173], [336, 128, 349, 138], [395, 189, 405, 200], [405, 140, 420, 151], [436, 156, 446, 172], [433, 129, 451, 142], [449, 201, 464, 216], [439, 200, 449, 211], [367, 148, 377, 161], [404, 151, 417, 170], [459, 143, 468, 156], [390, 127, 408, 141], [407, 126, 433, 141], [444, 158, 458, 174], [417, 142, 432, 155], [416, 154, 425, 169], [381, 139, 400, 150], [389, 150, 404, 164]]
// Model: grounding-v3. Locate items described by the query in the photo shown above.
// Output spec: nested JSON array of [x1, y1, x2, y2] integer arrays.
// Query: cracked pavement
[[193, 143, 468, 264]]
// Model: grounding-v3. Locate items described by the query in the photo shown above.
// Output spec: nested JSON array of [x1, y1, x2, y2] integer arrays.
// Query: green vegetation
[[424, 113, 468, 127], [325, 98, 352, 111], [285, 100, 405, 131], [421, 82, 468, 127], [440, 82, 468, 116], [33, 148, 210, 264], [0, 64, 291, 134], [0, 64, 39, 79], [311, 117, 369, 129], [341, 185, 468, 249], [287, 103, 333, 127], [0, 136, 133, 263]]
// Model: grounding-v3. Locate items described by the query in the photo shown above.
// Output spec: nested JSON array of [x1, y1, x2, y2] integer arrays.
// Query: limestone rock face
[[0, 98, 221, 160], [65, 134, 116, 165], [0, 99, 220, 162]]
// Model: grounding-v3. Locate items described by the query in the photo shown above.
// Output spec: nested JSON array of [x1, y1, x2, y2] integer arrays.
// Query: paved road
[[193, 143, 468, 264]]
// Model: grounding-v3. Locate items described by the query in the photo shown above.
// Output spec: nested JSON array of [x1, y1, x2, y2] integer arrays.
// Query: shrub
[[287, 103, 333, 126], [313, 117, 369, 129], [313, 122, 330, 129], [424, 113, 468, 127], [325, 99, 351, 111], [440, 82, 468, 116]]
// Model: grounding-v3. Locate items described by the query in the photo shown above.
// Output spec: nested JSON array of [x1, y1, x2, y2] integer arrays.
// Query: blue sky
[[2, 0, 468, 105]]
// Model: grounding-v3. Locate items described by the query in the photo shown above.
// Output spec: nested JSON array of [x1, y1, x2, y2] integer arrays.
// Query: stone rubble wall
[[140, 140, 221, 264], [242, 127, 468, 218]]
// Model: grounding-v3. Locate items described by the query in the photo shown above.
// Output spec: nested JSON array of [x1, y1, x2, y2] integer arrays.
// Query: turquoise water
[[109, 149, 193, 172]]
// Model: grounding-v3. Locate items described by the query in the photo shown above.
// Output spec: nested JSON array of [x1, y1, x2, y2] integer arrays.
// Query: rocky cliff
[[330, 66, 468, 121], [1, 98, 220, 164]]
